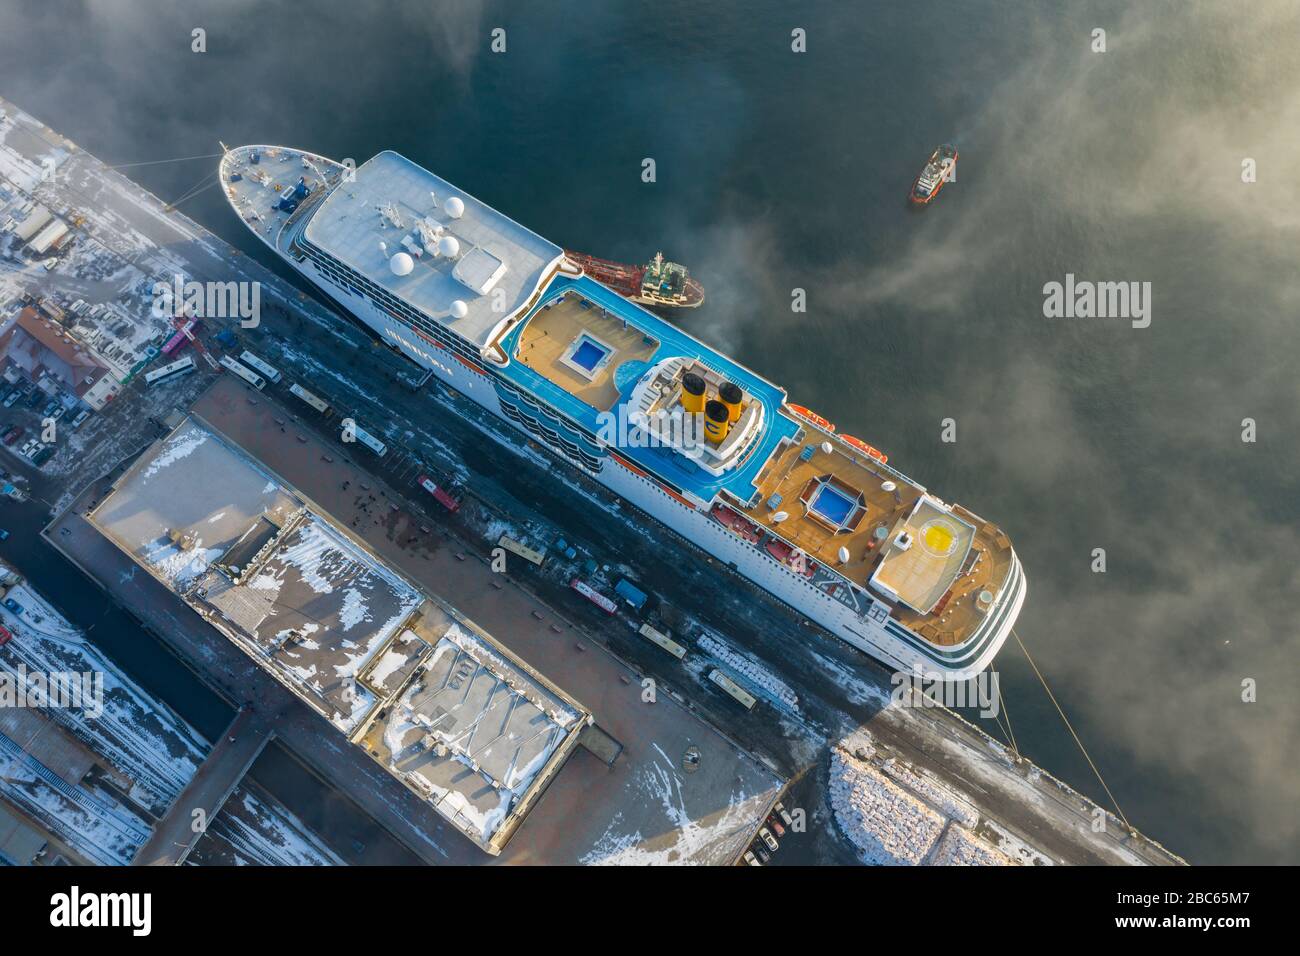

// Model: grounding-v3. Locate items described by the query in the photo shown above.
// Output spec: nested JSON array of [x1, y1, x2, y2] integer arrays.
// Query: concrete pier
[[133, 708, 273, 866]]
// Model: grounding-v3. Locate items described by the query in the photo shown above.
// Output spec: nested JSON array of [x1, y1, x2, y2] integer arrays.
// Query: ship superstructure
[[220, 145, 1024, 679]]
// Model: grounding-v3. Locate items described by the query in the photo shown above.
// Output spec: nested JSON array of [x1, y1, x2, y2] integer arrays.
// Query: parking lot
[[0, 366, 90, 471]]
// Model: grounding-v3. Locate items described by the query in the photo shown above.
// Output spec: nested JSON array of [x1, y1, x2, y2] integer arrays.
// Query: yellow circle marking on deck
[[922, 521, 956, 554]]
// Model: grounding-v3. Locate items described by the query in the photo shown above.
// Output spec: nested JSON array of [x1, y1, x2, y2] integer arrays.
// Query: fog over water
[[2, 0, 1296, 863]]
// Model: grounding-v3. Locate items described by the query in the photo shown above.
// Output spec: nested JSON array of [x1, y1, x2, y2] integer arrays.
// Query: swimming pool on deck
[[810, 483, 857, 526], [501, 276, 801, 503]]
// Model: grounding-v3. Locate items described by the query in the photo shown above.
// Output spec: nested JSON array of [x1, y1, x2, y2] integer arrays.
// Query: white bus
[[239, 350, 282, 384], [144, 356, 196, 386], [638, 623, 687, 660], [289, 382, 332, 417], [219, 355, 265, 390], [498, 535, 544, 566], [708, 669, 757, 710], [347, 421, 387, 457]]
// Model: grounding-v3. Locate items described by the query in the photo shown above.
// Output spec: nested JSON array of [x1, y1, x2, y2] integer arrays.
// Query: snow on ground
[[579, 743, 762, 866], [930, 823, 1015, 866], [805, 646, 894, 709], [276, 342, 383, 405], [829, 748, 946, 865], [0, 588, 205, 813], [196, 789, 344, 866], [879, 757, 980, 829], [697, 630, 799, 710], [828, 743, 1016, 866], [0, 559, 344, 866]]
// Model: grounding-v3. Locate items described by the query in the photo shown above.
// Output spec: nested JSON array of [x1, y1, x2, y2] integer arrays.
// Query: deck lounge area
[[741, 435, 1014, 648], [513, 292, 659, 411]]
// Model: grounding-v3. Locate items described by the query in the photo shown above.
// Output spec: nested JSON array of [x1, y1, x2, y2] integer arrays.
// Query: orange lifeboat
[[788, 404, 835, 433], [840, 434, 888, 464]]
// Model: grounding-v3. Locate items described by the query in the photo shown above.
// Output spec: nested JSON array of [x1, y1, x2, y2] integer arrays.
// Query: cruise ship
[[219, 146, 1025, 680]]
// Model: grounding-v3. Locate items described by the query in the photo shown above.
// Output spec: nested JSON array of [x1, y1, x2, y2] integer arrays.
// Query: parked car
[[2, 391, 19, 408], [0, 529, 8, 540], [750, 840, 771, 864], [3, 597, 22, 614], [774, 802, 794, 827], [742, 850, 761, 866], [48, 406, 65, 422], [765, 815, 785, 837], [71, 409, 90, 429], [759, 827, 779, 852], [3, 427, 22, 446]]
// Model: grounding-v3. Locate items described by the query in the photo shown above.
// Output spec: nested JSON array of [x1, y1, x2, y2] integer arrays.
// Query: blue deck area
[[499, 275, 801, 503]]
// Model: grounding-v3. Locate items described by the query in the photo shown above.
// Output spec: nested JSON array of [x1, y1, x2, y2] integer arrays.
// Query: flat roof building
[[88, 417, 589, 854]]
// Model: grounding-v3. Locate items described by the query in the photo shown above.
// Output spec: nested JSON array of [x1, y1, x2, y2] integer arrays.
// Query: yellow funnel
[[681, 372, 706, 414], [719, 381, 743, 423], [705, 400, 731, 445]]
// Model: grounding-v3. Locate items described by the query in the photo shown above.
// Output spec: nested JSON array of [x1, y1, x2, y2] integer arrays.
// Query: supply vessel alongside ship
[[563, 249, 704, 309], [219, 144, 1024, 680]]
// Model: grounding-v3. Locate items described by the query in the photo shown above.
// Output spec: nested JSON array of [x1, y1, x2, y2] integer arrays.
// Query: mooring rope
[[1012, 627, 1130, 831], [108, 152, 224, 170]]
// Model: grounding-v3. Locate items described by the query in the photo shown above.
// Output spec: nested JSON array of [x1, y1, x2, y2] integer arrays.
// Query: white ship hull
[[285, 253, 1022, 680], [222, 144, 1022, 681]]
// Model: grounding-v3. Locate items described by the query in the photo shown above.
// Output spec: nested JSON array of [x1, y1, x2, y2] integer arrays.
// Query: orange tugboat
[[909, 143, 958, 205], [564, 250, 704, 309]]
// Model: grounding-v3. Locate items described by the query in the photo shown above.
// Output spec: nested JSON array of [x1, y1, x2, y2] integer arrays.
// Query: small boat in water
[[910, 143, 958, 205]]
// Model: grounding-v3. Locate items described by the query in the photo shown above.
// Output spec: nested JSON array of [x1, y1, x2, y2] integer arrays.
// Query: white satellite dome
[[449, 299, 469, 319], [837, 546, 851, 565], [389, 252, 414, 276], [881, 480, 897, 492], [443, 196, 465, 219], [771, 511, 789, 524], [820, 441, 833, 455], [437, 235, 460, 257]]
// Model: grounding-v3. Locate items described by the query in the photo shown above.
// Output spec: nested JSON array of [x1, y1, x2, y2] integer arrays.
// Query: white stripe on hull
[[296, 257, 1019, 679]]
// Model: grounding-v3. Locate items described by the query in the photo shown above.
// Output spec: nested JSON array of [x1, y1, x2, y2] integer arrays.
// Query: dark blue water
[[3, 0, 1297, 864]]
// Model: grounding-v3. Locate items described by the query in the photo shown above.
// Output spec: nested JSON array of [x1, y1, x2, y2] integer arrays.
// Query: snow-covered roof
[[362, 621, 580, 845], [87, 416, 589, 853]]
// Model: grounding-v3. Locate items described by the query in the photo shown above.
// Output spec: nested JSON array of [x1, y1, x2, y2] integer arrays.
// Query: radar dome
[[437, 235, 460, 258], [389, 252, 414, 276], [820, 441, 833, 455], [443, 196, 465, 219], [449, 299, 469, 319], [837, 546, 851, 564]]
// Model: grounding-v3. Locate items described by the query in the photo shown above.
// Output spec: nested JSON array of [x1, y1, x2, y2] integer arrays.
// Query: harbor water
[[1, 0, 1296, 864]]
